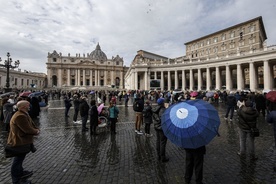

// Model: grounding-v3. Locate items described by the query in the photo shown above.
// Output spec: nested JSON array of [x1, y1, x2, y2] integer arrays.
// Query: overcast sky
[[0, 0, 275, 73]]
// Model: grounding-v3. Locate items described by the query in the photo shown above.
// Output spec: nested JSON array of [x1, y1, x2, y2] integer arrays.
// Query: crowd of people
[[1, 88, 276, 184]]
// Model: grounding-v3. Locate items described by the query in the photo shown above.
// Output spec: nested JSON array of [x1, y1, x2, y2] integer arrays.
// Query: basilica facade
[[46, 43, 128, 90], [125, 16, 276, 92]]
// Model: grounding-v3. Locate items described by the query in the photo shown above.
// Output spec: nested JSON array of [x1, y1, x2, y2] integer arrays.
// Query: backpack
[[133, 100, 141, 112]]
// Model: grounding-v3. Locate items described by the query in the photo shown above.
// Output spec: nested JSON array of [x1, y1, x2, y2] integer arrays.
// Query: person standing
[[143, 100, 153, 137], [7, 100, 40, 184], [152, 98, 169, 162], [2, 97, 16, 132], [133, 94, 144, 135], [108, 101, 119, 134], [89, 100, 98, 135], [79, 96, 89, 133], [184, 146, 206, 184], [224, 91, 236, 121], [237, 101, 259, 160], [64, 96, 72, 117], [266, 102, 276, 147], [72, 94, 81, 123]]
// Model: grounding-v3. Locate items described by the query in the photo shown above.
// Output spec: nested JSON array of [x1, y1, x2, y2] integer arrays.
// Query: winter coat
[[79, 100, 89, 117], [73, 98, 81, 110], [227, 95, 236, 106], [152, 104, 166, 131], [267, 111, 276, 134], [143, 104, 153, 124], [237, 106, 259, 130], [7, 110, 38, 146], [89, 105, 99, 126]]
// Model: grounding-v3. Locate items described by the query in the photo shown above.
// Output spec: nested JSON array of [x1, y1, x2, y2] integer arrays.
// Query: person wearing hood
[[237, 101, 259, 160], [152, 98, 169, 162], [224, 91, 237, 121]]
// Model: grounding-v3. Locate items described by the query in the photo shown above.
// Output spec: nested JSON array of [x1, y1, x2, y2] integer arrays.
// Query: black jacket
[[152, 104, 166, 131], [79, 100, 89, 117]]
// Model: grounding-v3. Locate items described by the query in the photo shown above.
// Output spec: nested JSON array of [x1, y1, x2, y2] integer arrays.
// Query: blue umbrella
[[161, 99, 220, 149], [206, 91, 215, 98], [89, 90, 95, 94]]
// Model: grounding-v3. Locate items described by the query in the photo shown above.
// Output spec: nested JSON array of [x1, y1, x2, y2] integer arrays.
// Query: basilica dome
[[89, 43, 107, 61]]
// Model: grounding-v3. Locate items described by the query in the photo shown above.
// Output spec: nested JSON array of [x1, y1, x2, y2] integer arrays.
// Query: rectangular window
[[230, 31, 235, 38], [21, 79, 24, 85], [15, 78, 17, 85], [221, 34, 226, 41], [213, 37, 218, 43]]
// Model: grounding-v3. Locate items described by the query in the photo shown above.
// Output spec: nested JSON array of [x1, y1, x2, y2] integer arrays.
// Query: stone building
[[46, 43, 128, 90], [125, 16, 276, 92], [0, 68, 46, 91]]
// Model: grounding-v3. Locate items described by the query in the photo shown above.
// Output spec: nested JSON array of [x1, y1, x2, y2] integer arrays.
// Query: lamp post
[[0, 52, 20, 93]]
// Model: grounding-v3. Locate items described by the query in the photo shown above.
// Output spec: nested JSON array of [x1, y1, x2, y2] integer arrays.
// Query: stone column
[[97, 70, 100, 86], [249, 63, 257, 91], [236, 64, 244, 90], [154, 71, 157, 80], [168, 71, 171, 90], [90, 70, 93, 86], [95, 70, 98, 86], [198, 68, 202, 90], [182, 70, 186, 90], [104, 70, 107, 86], [83, 69, 86, 86], [77, 69, 81, 86], [226, 65, 232, 90], [58, 69, 62, 88], [120, 71, 124, 89], [206, 68, 211, 91], [189, 69, 194, 90], [67, 69, 70, 86], [145, 71, 148, 90], [175, 70, 178, 89], [134, 71, 138, 89], [215, 67, 221, 90], [263, 60, 273, 90], [111, 71, 114, 86], [161, 71, 164, 91]]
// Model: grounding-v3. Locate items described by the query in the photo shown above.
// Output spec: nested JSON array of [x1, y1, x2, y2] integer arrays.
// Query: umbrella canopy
[[0, 92, 16, 98], [161, 99, 220, 149], [206, 91, 215, 98], [29, 92, 44, 98], [97, 103, 105, 114], [90, 90, 95, 94], [266, 91, 276, 103], [19, 92, 32, 97], [190, 91, 198, 97]]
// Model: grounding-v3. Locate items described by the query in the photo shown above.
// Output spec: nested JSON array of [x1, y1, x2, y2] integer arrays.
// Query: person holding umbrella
[[152, 97, 169, 162], [161, 99, 221, 183]]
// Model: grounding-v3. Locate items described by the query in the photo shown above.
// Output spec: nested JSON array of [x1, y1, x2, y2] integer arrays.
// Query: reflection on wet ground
[[0, 99, 276, 183]]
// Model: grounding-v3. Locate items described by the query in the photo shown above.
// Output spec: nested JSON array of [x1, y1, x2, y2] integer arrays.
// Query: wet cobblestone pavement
[[1, 99, 276, 184]]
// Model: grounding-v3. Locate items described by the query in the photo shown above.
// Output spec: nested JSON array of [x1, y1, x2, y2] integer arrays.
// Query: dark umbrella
[[266, 91, 276, 102], [161, 99, 220, 149]]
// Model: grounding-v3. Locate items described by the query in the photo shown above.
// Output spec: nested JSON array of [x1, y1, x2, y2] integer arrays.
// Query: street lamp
[[0, 52, 20, 92]]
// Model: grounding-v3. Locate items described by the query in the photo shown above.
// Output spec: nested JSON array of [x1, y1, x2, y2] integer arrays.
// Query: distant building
[[0, 68, 46, 91], [125, 16, 276, 91], [46, 43, 129, 90]]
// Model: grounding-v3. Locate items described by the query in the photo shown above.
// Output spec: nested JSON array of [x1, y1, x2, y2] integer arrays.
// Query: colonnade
[[49, 68, 124, 88], [130, 59, 275, 92]]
